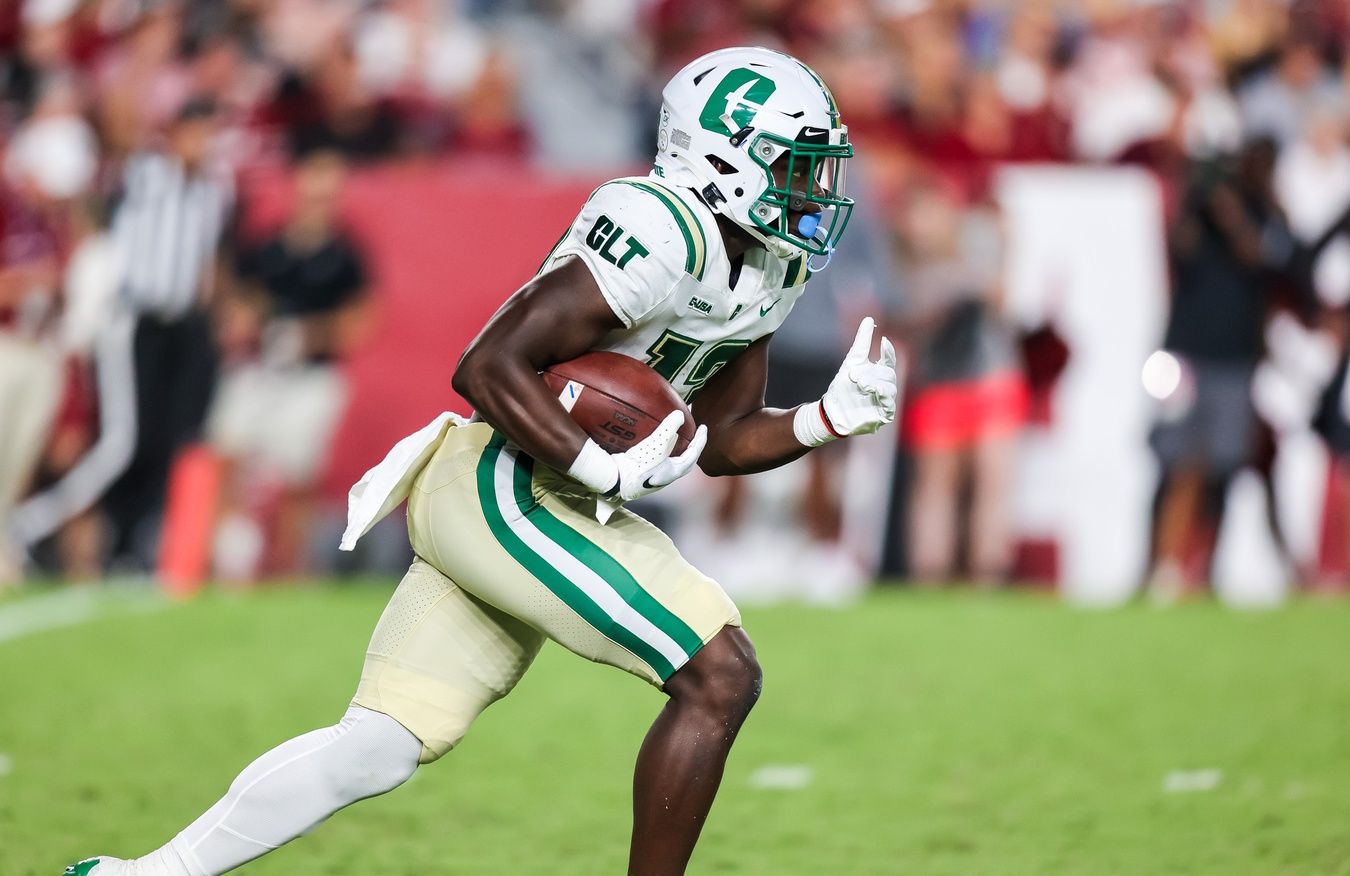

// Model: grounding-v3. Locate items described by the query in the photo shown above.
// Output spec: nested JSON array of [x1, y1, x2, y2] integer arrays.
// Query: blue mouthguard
[[796, 212, 820, 239]]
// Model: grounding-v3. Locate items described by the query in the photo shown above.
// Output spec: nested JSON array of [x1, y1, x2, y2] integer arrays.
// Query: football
[[542, 351, 695, 454]]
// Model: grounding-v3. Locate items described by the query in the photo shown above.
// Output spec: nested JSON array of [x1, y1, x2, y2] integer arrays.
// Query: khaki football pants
[[354, 423, 740, 762]]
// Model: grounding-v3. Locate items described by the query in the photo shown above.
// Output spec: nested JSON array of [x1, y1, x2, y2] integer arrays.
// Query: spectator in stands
[[1146, 137, 1294, 600], [1275, 104, 1350, 306], [2, 0, 62, 122], [282, 42, 406, 162], [3, 77, 101, 582], [15, 97, 234, 572], [254, 0, 359, 74], [0, 0, 1345, 594], [1210, 0, 1288, 78], [1059, 2, 1177, 163], [182, 31, 274, 163], [352, 0, 488, 112], [994, 4, 1059, 119], [503, 0, 648, 171], [1237, 37, 1343, 148], [93, 6, 192, 158], [210, 150, 370, 581], [352, 0, 527, 158], [895, 181, 1026, 586], [0, 107, 70, 585], [37, 200, 118, 583]]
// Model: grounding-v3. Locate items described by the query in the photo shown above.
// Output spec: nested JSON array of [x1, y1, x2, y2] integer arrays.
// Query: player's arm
[[453, 256, 623, 473], [696, 318, 899, 477], [693, 336, 806, 476], [453, 256, 705, 501]]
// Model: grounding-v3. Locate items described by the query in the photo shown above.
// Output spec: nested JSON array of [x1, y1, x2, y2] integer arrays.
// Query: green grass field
[[2, 584, 1348, 875]]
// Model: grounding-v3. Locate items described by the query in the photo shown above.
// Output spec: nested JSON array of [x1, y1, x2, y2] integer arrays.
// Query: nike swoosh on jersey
[[759, 299, 782, 317]]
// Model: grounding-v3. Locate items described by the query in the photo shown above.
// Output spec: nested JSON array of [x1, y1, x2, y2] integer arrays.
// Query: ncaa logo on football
[[558, 380, 584, 412]]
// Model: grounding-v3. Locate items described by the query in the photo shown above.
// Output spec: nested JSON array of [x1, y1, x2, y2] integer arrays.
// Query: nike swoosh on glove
[[793, 316, 900, 447], [567, 410, 708, 504]]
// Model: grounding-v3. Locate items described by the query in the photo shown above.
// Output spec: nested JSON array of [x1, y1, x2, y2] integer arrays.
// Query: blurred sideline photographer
[[14, 98, 234, 571], [1147, 138, 1294, 598], [210, 150, 371, 581]]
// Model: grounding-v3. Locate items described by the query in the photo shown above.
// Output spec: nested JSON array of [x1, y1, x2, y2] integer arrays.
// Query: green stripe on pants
[[511, 451, 706, 657], [475, 434, 699, 680]]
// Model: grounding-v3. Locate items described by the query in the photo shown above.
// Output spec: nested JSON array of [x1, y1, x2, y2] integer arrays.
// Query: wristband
[[566, 439, 620, 494], [793, 401, 842, 447]]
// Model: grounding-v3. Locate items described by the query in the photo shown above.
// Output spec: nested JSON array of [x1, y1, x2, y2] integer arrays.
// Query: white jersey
[[540, 174, 811, 401]]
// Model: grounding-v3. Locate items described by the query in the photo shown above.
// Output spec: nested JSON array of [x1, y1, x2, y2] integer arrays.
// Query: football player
[[68, 46, 897, 876]]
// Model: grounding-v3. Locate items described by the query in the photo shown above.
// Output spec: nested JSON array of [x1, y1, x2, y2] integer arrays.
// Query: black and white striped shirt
[[112, 152, 233, 319]]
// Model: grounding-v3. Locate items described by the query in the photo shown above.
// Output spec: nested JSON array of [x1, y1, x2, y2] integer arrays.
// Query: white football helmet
[[655, 46, 854, 261]]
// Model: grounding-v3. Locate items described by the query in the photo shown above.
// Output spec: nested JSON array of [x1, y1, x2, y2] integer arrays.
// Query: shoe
[[63, 858, 123, 875]]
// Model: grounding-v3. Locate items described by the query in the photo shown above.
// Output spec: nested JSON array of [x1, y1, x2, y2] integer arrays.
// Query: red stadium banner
[[241, 161, 610, 501]]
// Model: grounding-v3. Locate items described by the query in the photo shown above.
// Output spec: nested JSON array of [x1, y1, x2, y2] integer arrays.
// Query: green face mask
[[746, 131, 855, 258]]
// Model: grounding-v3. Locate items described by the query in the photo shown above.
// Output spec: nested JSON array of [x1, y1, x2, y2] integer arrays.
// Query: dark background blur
[[3, 0, 1350, 607]]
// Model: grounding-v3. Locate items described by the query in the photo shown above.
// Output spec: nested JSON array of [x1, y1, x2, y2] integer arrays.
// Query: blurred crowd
[[2, 0, 1350, 595]]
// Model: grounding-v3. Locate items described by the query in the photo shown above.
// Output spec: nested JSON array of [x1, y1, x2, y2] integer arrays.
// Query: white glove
[[794, 316, 899, 447], [567, 411, 708, 503]]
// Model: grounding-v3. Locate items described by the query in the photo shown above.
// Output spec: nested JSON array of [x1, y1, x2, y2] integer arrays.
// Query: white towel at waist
[[339, 411, 470, 550]]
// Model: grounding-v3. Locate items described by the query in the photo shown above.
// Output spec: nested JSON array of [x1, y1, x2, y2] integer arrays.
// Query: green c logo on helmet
[[699, 68, 778, 136]]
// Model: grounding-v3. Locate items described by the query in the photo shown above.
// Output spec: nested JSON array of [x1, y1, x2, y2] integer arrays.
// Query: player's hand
[[610, 411, 708, 502], [824, 317, 900, 435], [794, 317, 899, 447], [566, 411, 707, 505]]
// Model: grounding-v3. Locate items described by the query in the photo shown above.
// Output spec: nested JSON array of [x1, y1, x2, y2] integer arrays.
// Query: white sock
[[137, 705, 421, 875]]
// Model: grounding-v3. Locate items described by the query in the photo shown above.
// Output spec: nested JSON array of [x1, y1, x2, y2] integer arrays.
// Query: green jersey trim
[[782, 256, 810, 288], [606, 179, 708, 282]]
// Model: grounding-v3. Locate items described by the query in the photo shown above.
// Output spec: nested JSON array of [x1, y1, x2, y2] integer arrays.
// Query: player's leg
[[629, 625, 761, 875], [412, 426, 751, 874], [350, 558, 544, 762], [71, 560, 542, 876], [79, 704, 423, 876]]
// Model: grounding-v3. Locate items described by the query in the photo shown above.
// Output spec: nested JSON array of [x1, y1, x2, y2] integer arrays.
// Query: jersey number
[[646, 330, 751, 399]]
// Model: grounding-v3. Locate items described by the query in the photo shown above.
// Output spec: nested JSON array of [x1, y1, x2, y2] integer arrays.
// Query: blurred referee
[[15, 98, 234, 570]]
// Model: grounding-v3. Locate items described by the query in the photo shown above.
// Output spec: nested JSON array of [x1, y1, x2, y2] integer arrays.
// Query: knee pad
[[352, 562, 542, 765], [326, 706, 422, 799], [396, 676, 503, 764]]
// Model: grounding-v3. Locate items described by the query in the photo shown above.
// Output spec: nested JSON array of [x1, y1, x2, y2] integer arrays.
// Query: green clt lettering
[[585, 214, 650, 270]]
